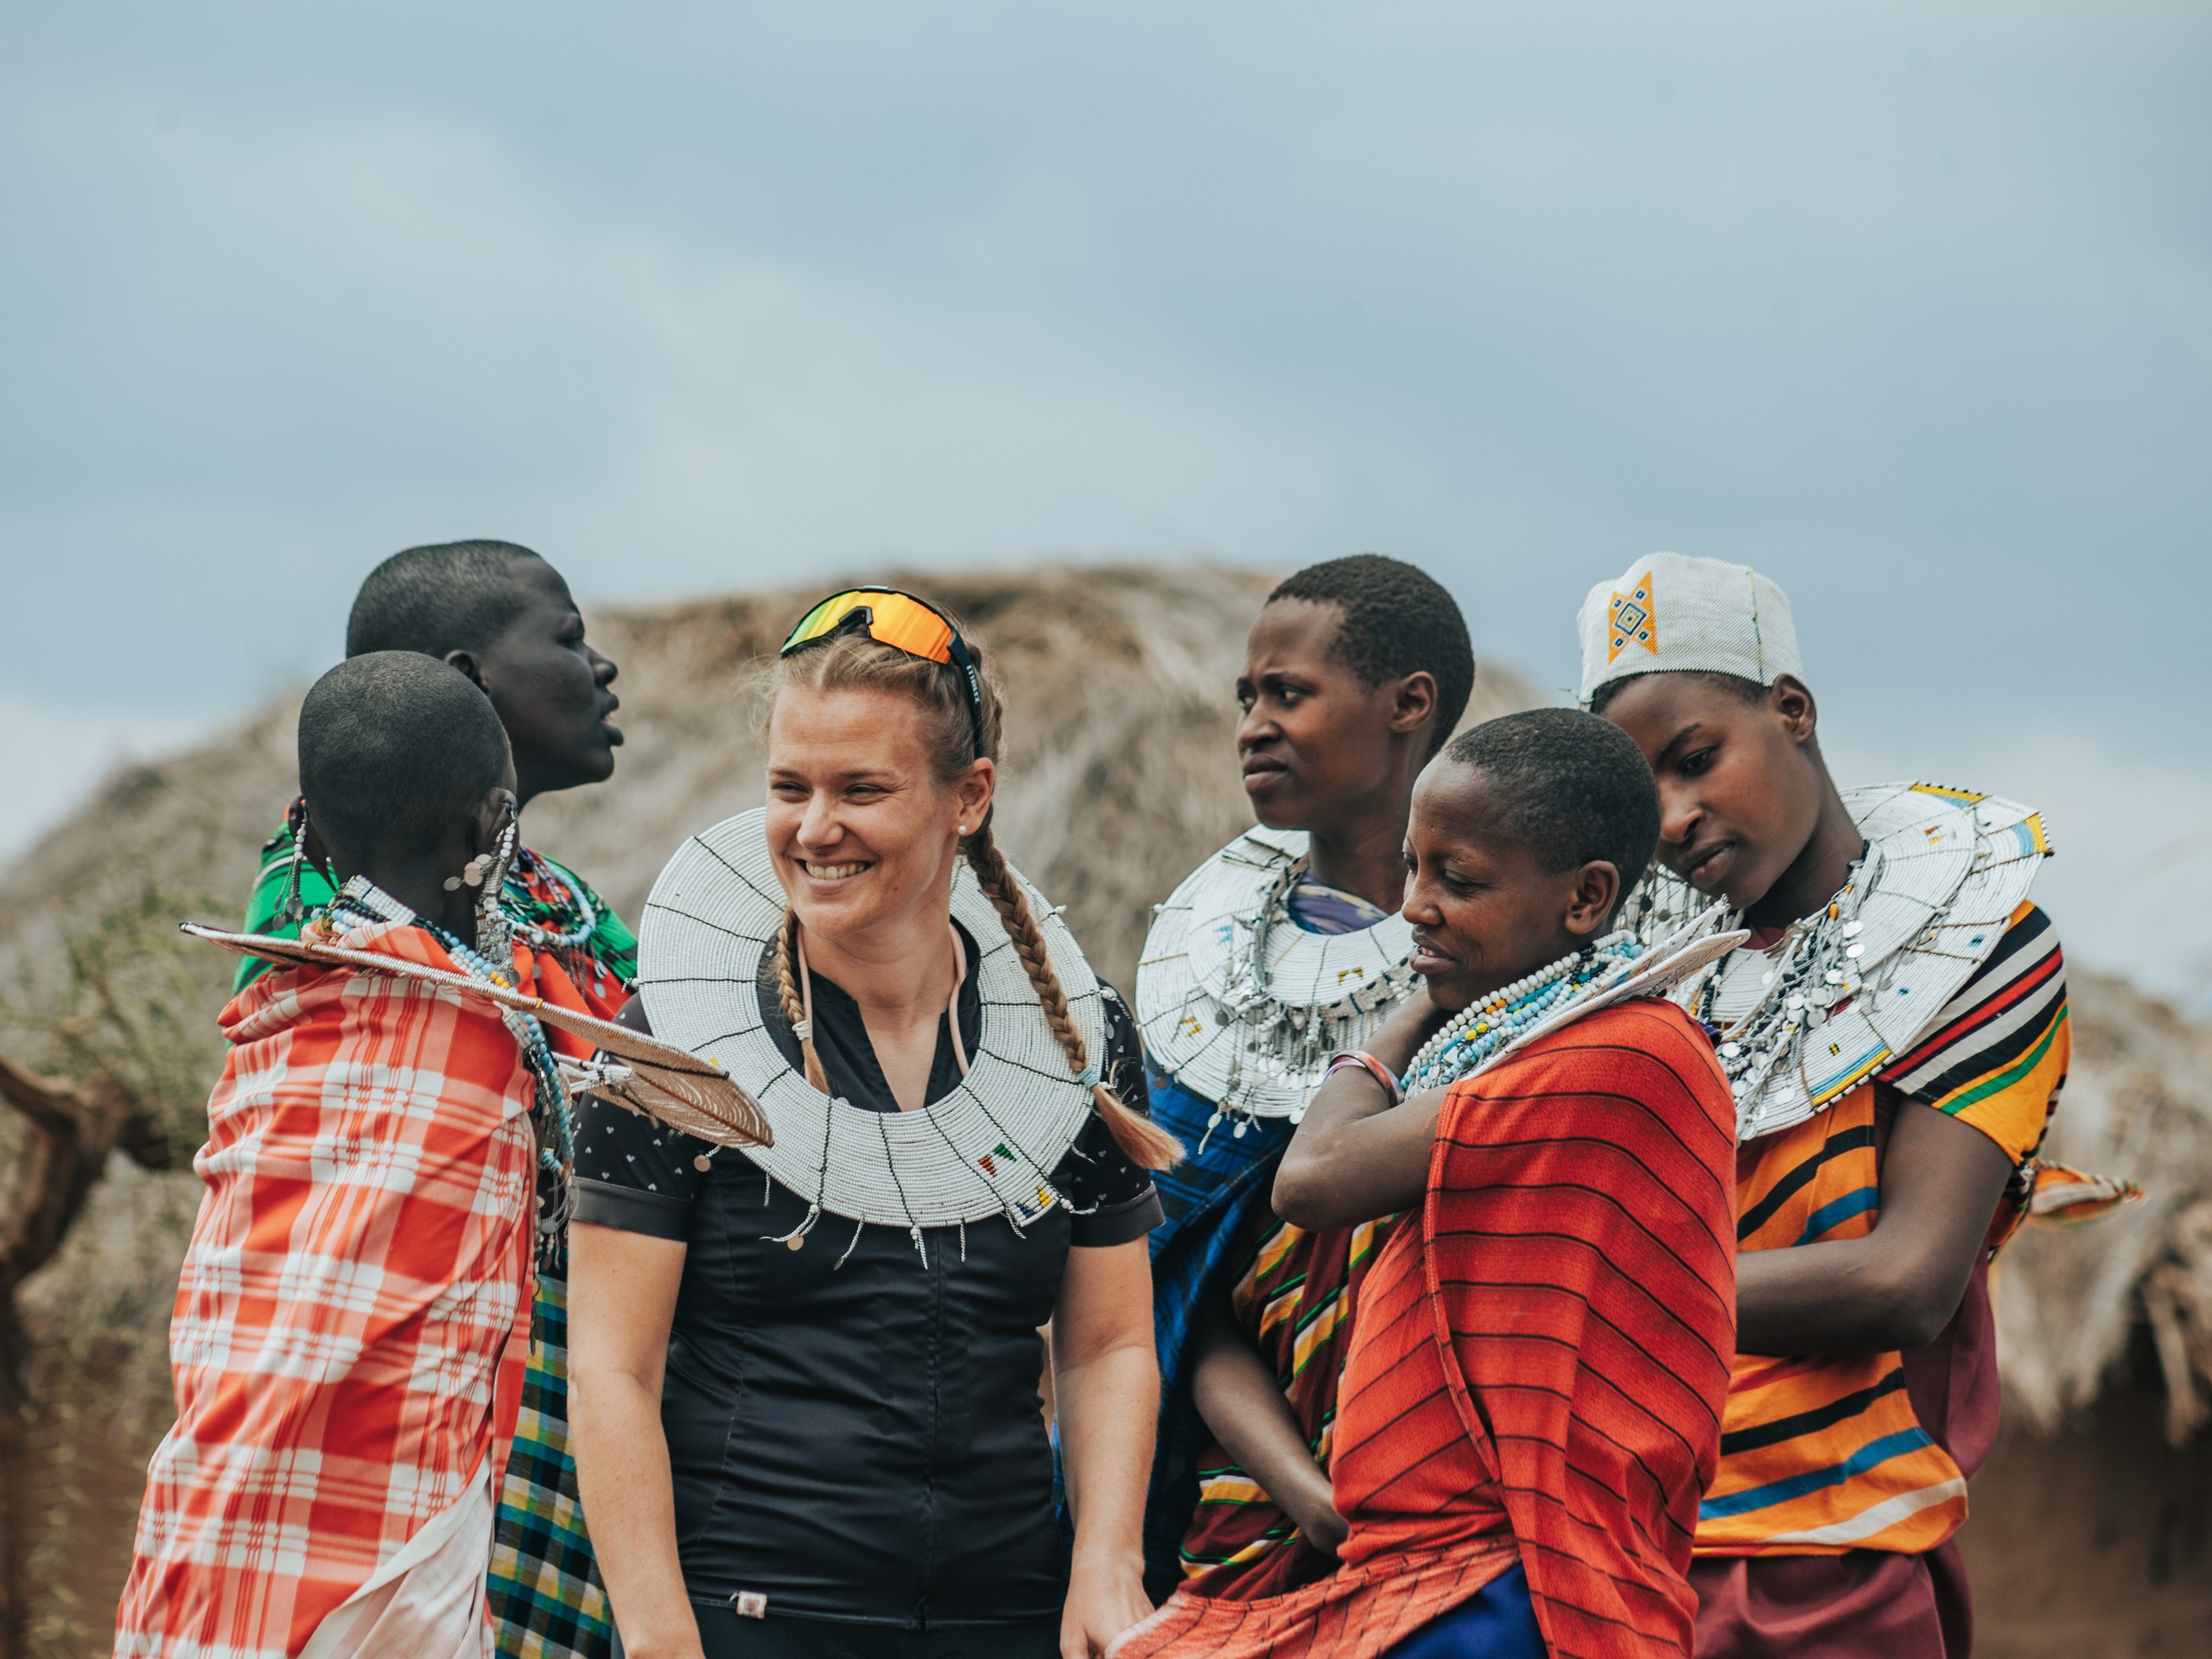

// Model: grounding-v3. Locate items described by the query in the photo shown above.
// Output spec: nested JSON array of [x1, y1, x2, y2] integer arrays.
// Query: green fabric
[[232, 822, 337, 993], [231, 811, 639, 995]]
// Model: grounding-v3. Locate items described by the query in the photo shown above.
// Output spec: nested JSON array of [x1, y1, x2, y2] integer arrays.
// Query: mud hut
[[0, 564, 2203, 1656]]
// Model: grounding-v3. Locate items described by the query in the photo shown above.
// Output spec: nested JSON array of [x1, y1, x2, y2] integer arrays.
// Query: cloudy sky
[[3, 2, 2208, 1006]]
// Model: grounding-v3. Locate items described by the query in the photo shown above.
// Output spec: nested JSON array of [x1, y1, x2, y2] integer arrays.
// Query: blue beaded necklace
[[322, 877, 575, 1184], [1401, 930, 1645, 1093]]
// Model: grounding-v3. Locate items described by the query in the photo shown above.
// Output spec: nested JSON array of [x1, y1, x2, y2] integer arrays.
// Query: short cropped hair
[[345, 539, 545, 659], [1587, 669, 1767, 719], [300, 652, 510, 861], [1443, 708, 1660, 892], [1268, 556, 1474, 755]]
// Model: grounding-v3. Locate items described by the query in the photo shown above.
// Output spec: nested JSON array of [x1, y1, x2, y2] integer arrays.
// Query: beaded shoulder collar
[[1625, 781, 2053, 1141], [1136, 827, 1416, 1123]]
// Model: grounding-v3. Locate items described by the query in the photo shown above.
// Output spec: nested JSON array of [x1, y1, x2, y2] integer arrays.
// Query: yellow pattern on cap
[[1607, 570, 1659, 664]]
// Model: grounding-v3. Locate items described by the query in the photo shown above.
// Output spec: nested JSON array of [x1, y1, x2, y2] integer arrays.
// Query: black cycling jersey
[[573, 923, 1160, 1630]]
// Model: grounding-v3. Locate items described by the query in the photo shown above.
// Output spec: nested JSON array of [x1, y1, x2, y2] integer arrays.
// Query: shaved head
[[345, 538, 545, 659], [298, 652, 511, 866], [1441, 708, 1660, 899]]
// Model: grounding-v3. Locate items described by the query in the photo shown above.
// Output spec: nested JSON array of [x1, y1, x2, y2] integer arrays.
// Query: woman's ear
[[443, 648, 488, 692], [1563, 861, 1622, 938], [1770, 675, 1820, 748], [957, 757, 996, 831]]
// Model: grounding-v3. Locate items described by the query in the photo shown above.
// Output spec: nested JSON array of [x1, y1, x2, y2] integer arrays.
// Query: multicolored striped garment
[[232, 807, 635, 1659], [1696, 901, 2069, 1560], [115, 916, 537, 1658], [1176, 1210, 1396, 1597], [1120, 1000, 1739, 1659], [1141, 872, 1399, 1599]]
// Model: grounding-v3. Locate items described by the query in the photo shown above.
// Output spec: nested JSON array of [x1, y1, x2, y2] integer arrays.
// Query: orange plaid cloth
[[114, 916, 538, 1658]]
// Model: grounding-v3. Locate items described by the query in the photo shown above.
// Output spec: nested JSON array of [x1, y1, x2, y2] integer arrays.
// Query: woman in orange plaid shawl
[[116, 655, 588, 1659]]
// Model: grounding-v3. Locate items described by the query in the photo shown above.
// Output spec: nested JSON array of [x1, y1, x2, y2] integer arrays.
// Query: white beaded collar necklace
[[1136, 827, 1416, 1125], [635, 809, 1106, 1253], [1624, 782, 2054, 1141]]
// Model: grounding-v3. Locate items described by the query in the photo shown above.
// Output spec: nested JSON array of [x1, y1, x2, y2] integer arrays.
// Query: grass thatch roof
[[0, 562, 2202, 1654]]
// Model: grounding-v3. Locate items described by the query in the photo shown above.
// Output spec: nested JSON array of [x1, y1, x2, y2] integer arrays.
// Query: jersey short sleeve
[[1058, 985, 1165, 1247], [1878, 902, 2069, 1171], [572, 1100, 711, 1241]]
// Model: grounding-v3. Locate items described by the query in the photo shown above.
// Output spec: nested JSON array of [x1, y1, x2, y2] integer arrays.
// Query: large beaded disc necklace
[[635, 809, 1104, 1255], [1402, 930, 1647, 1093], [1628, 781, 2056, 1141], [1137, 827, 1416, 1126], [1689, 847, 1878, 1128]]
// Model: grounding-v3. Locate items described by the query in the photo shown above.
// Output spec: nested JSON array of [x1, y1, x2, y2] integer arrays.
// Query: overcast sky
[[3, 2, 2208, 1006]]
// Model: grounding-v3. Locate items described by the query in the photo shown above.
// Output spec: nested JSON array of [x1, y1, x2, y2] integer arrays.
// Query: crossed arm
[[1734, 1092, 2012, 1356], [1272, 988, 1452, 1232], [1274, 984, 2013, 1356]]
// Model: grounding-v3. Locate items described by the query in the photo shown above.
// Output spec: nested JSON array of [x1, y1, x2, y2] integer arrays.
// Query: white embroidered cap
[[1576, 552, 1802, 706]]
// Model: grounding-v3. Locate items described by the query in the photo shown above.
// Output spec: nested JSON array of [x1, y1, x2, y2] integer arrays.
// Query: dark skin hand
[[1183, 594, 1447, 1516], [1236, 598, 1441, 914], [1600, 671, 2015, 1355], [1273, 760, 1622, 1232], [1187, 1285, 1348, 1559], [446, 559, 623, 809]]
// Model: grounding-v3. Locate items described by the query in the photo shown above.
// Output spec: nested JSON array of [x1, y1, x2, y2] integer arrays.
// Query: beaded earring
[[471, 817, 520, 961], [443, 849, 498, 891], [272, 808, 314, 928]]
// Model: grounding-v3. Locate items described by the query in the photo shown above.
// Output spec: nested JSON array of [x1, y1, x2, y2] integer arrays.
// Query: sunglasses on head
[[780, 587, 988, 761]]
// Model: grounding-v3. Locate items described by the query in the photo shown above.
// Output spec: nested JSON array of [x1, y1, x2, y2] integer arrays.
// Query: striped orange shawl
[[1120, 1000, 1737, 1659]]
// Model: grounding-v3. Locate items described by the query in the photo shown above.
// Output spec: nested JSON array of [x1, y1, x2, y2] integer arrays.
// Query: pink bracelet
[[1325, 1049, 1402, 1107]]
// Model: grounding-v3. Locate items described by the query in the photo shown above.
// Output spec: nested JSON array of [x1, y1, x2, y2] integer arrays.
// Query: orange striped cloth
[[1118, 1000, 1738, 1659], [1696, 902, 2069, 1560], [114, 915, 539, 1658]]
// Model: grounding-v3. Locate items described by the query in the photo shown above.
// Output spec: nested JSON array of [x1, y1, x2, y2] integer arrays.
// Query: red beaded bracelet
[[1325, 1049, 1402, 1107]]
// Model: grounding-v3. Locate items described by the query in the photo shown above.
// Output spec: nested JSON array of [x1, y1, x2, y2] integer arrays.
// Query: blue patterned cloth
[[487, 1272, 613, 1658], [1141, 1075, 1296, 1596], [1137, 868, 1395, 1596]]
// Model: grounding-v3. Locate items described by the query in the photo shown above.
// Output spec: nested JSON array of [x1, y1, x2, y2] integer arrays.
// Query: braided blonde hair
[[770, 624, 1181, 1171]]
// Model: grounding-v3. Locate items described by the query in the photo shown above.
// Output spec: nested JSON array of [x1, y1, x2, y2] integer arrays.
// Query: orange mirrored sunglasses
[[779, 587, 986, 759]]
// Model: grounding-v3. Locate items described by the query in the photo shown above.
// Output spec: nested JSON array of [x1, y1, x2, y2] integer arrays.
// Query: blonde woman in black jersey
[[568, 589, 1176, 1659]]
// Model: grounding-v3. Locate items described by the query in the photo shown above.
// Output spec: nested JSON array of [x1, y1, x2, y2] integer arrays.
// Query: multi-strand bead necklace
[[1692, 845, 1879, 1114], [324, 876, 576, 1224], [1401, 930, 1646, 1093]]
